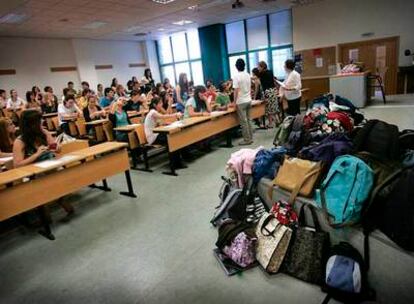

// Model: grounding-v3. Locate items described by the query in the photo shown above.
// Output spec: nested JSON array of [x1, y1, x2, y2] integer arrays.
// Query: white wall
[[0, 37, 153, 99], [292, 0, 414, 66]]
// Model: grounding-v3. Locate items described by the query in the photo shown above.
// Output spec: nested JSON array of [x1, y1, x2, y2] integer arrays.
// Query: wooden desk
[[154, 101, 265, 175], [85, 119, 109, 142], [128, 110, 149, 124], [61, 117, 79, 136], [43, 112, 58, 130], [114, 124, 141, 149], [0, 142, 136, 239]]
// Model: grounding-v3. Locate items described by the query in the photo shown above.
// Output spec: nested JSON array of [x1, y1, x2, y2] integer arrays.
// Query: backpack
[[365, 167, 414, 252], [284, 114, 305, 154], [315, 155, 374, 226], [211, 176, 255, 227], [399, 129, 414, 151], [252, 147, 287, 183], [299, 133, 353, 167], [321, 242, 374, 304], [353, 119, 400, 161], [273, 116, 295, 146]]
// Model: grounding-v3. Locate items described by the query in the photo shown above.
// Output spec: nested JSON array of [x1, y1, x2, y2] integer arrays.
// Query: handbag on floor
[[255, 213, 292, 273], [269, 157, 323, 203], [281, 204, 330, 285]]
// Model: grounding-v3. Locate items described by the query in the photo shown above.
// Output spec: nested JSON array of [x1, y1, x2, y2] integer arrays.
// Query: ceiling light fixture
[[158, 28, 165, 31], [0, 13, 28, 24], [188, 5, 198, 10], [82, 21, 108, 29], [152, 0, 176, 4], [124, 25, 142, 33], [172, 20, 193, 26]]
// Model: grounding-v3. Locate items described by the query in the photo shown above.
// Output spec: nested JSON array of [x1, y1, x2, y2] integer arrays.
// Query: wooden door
[[339, 37, 399, 95]]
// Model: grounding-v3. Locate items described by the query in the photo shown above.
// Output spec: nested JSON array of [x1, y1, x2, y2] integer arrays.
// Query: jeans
[[237, 102, 253, 142]]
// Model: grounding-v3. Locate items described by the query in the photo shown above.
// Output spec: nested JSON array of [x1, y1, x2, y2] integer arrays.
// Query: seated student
[[13, 110, 74, 229], [123, 90, 142, 112], [108, 98, 131, 142], [25, 91, 42, 112], [114, 84, 127, 100], [6, 89, 25, 111], [0, 89, 7, 110], [154, 83, 164, 96], [63, 81, 77, 98], [205, 83, 217, 102], [32, 86, 43, 104], [145, 96, 182, 145], [215, 81, 232, 110], [83, 95, 106, 134], [42, 86, 58, 113], [99, 87, 115, 109], [111, 78, 118, 91], [184, 85, 212, 118], [159, 91, 173, 114], [0, 117, 16, 156], [97, 83, 104, 99], [77, 88, 91, 110], [58, 94, 82, 134], [81, 81, 90, 91]]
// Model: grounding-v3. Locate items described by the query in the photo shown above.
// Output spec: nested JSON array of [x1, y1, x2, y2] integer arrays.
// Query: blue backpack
[[315, 155, 374, 226]]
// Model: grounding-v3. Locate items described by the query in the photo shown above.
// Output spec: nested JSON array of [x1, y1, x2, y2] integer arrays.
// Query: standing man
[[233, 58, 253, 145]]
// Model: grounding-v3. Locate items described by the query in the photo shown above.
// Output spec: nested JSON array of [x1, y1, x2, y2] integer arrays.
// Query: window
[[171, 32, 188, 62], [225, 21, 246, 54], [272, 47, 293, 79], [229, 54, 247, 79], [269, 10, 292, 47], [246, 16, 268, 50], [159, 37, 173, 64], [157, 29, 203, 86], [248, 50, 268, 73], [225, 10, 293, 80]]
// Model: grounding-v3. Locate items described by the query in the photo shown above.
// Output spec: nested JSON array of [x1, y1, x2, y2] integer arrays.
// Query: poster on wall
[[316, 57, 323, 68], [349, 48, 359, 62]]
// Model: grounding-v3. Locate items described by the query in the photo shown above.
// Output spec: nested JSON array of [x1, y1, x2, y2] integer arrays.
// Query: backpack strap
[[321, 294, 331, 304]]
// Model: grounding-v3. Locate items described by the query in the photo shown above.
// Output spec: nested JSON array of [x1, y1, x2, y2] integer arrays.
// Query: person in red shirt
[[204, 82, 217, 102]]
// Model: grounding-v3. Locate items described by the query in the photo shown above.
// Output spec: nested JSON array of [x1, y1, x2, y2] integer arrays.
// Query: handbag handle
[[260, 213, 279, 237], [298, 203, 322, 232]]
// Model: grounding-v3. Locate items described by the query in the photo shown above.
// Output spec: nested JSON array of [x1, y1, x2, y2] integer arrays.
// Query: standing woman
[[0, 117, 16, 155], [142, 68, 155, 93], [258, 61, 278, 128], [175, 73, 189, 113], [281, 59, 302, 116]]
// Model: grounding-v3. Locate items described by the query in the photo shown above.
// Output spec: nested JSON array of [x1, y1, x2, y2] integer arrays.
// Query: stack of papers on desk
[[211, 111, 227, 117]]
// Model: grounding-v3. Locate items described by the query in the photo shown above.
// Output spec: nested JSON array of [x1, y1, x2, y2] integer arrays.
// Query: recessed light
[[0, 13, 28, 24], [152, 0, 175, 4], [172, 20, 193, 26], [188, 5, 198, 10], [158, 28, 165, 31], [82, 21, 108, 29], [124, 25, 142, 33]]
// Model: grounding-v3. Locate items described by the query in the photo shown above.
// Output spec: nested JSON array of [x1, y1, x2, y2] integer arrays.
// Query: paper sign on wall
[[349, 48, 359, 62], [316, 57, 323, 68], [376, 45, 386, 68]]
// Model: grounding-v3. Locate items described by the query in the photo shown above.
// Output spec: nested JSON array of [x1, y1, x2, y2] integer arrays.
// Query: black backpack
[[321, 242, 374, 304], [353, 119, 400, 161], [365, 167, 414, 252], [399, 129, 414, 151]]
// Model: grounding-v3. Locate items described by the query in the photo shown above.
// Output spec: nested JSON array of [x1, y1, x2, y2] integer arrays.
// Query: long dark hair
[[193, 85, 207, 112], [178, 73, 189, 94], [111, 78, 118, 88], [0, 117, 14, 152], [144, 68, 152, 79], [20, 110, 47, 153], [149, 96, 161, 110]]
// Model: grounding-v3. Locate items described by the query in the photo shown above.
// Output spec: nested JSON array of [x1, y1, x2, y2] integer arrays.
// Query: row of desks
[[0, 142, 137, 239]]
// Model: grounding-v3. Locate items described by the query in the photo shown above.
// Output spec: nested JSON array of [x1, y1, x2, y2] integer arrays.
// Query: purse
[[270, 200, 298, 227], [255, 213, 292, 273], [269, 157, 323, 203], [280, 204, 330, 285]]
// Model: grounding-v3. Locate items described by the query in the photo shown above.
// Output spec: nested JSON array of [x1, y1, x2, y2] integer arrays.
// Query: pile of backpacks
[[211, 93, 414, 304]]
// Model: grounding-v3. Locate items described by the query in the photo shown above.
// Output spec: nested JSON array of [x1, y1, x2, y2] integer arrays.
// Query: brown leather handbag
[[269, 157, 323, 203]]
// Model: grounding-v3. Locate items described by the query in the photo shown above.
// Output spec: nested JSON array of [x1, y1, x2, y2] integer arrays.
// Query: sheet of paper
[[58, 155, 80, 163], [0, 156, 13, 162], [34, 159, 62, 168], [316, 57, 323, 68], [210, 111, 227, 117]]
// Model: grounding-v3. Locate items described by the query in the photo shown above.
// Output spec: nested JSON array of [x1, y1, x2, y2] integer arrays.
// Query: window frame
[[156, 31, 203, 86], [226, 10, 293, 80]]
